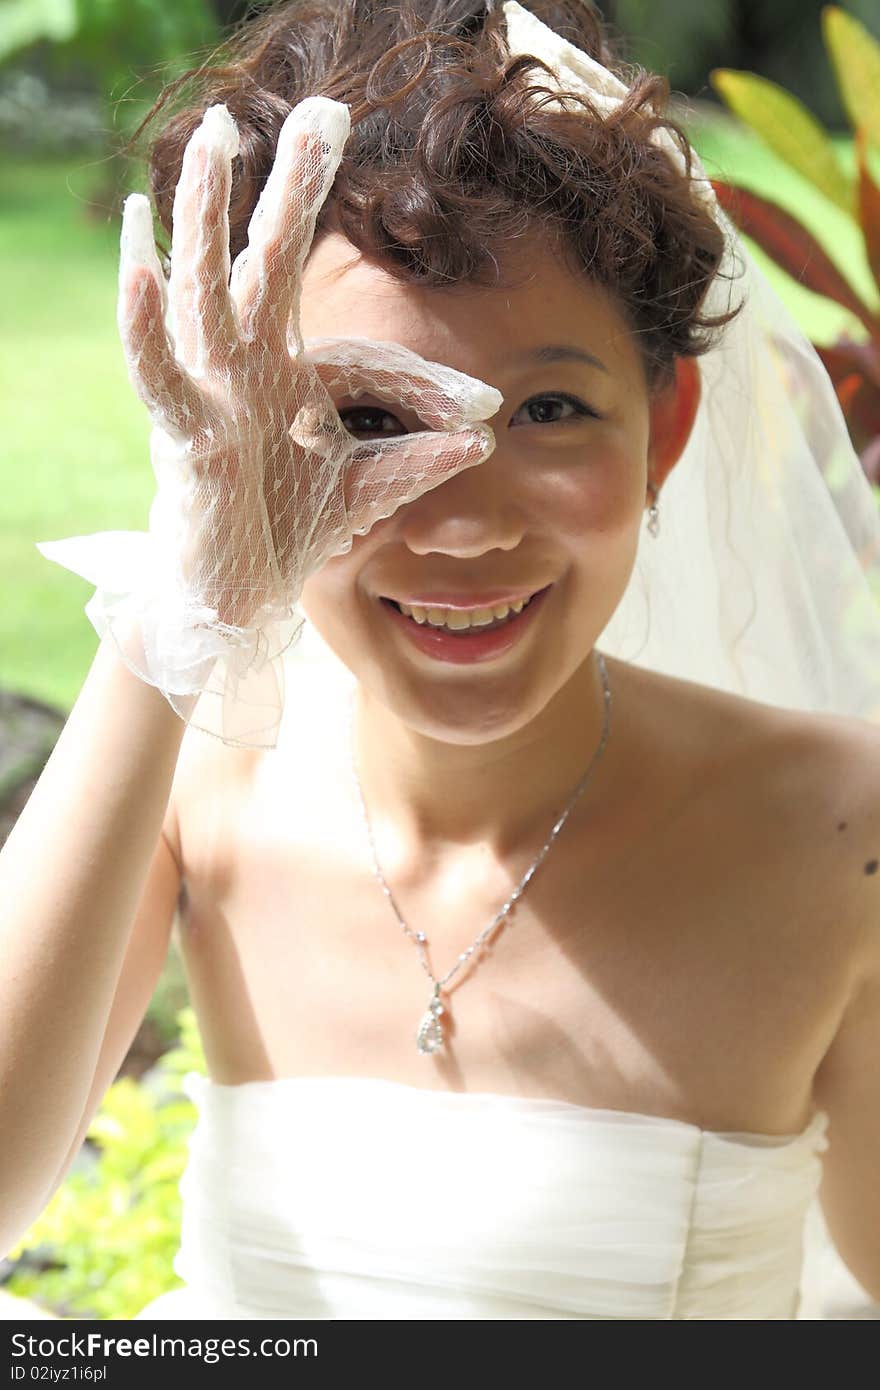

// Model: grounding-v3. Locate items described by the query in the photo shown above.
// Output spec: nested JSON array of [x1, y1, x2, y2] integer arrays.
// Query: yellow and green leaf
[[710, 68, 853, 214], [823, 6, 880, 153]]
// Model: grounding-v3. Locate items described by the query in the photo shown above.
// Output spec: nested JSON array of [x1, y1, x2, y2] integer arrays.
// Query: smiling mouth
[[380, 587, 548, 633]]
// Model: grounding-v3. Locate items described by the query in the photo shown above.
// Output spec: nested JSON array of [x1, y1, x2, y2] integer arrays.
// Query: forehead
[[299, 230, 640, 381]]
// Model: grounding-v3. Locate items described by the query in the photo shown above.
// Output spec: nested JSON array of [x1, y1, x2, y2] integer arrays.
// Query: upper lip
[[380, 585, 551, 609]]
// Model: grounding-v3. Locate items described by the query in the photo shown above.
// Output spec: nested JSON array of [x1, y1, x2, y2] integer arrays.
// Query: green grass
[[2, 118, 875, 710], [2, 154, 156, 709]]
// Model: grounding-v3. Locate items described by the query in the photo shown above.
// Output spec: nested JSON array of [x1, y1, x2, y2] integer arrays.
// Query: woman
[[4, 0, 880, 1319]]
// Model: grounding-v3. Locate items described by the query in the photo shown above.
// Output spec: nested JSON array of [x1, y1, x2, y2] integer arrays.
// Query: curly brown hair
[[127, 0, 742, 392]]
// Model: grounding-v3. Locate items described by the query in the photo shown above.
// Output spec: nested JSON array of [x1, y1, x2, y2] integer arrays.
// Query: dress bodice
[[133, 1072, 833, 1320]]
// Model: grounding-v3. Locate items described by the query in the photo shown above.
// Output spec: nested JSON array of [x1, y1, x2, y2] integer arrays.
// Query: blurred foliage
[[0, 0, 223, 201], [5, 1, 880, 149], [46, 0, 220, 121], [1, 0, 220, 97], [0, 68, 106, 154], [0, 0, 77, 64], [609, 0, 733, 93], [5, 1007, 206, 1321], [608, 0, 880, 127], [710, 5, 880, 482]]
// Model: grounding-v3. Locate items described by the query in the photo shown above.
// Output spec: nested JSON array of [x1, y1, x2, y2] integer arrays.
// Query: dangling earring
[[646, 481, 661, 538]]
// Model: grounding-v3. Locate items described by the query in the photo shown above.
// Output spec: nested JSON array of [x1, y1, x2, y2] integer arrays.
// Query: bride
[[3, 0, 880, 1319]]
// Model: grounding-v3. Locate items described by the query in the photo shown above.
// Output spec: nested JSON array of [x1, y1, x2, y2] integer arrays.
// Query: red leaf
[[855, 126, 880, 296], [816, 337, 880, 389], [711, 179, 878, 336], [834, 374, 880, 449], [837, 374, 864, 410]]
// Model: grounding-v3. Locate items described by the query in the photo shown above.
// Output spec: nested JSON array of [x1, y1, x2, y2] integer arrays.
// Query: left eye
[[514, 393, 599, 426], [337, 393, 598, 437]]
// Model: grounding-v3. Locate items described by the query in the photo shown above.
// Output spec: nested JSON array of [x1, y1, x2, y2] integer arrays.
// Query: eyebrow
[[506, 344, 610, 375]]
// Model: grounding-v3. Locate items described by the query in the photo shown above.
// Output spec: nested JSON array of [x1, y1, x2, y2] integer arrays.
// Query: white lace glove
[[36, 97, 502, 747]]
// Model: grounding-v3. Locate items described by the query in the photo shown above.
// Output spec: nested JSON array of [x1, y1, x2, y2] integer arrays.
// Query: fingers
[[341, 422, 497, 538], [118, 201, 206, 438], [166, 104, 240, 374], [229, 97, 351, 350], [304, 336, 504, 429]]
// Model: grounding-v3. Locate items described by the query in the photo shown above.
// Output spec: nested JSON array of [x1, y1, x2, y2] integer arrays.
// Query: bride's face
[[298, 230, 690, 744]]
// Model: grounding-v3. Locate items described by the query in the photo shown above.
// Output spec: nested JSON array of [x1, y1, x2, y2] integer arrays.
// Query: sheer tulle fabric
[[133, 1073, 832, 1321]]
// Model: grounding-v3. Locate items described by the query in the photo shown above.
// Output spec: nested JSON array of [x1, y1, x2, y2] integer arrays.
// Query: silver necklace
[[349, 649, 612, 1055]]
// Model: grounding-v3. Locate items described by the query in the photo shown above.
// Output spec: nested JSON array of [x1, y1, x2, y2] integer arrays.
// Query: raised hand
[[116, 97, 502, 635]]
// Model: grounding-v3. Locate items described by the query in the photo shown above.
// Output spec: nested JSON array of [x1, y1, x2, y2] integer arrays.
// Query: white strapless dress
[[129, 1071, 874, 1321]]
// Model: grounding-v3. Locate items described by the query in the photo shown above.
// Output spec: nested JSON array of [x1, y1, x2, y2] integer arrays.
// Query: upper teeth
[[397, 596, 532, 629]]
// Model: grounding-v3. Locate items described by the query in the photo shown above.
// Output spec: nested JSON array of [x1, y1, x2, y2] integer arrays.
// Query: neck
[[351, 649, 611, 866]]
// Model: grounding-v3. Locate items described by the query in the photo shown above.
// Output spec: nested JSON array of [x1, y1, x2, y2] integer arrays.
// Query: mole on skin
[[835, 822, 877, 873]]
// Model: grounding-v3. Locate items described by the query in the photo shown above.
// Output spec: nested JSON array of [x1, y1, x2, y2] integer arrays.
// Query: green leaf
[[6, 1007, 207, 1318], [823, 5, 880, 150], [0, 0, 77, 64], [710, 68, 853, 215]]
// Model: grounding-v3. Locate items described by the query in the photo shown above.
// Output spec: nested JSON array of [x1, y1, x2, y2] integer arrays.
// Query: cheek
[[533, 447, 645, 542], [300, 542, 358, 619], [299, 531, 381, 640], [301, 551, 358, 617]]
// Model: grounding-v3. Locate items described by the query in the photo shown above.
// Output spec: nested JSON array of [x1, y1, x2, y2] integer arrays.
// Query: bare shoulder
[[794, 705, 880, 975], [620, 644, 878, 789], [753, 700, 880, 957], [696, 676, 880, 930], [608, 651, 880, 962], [613, 649, 880, 805], [699, 678, 880, 976]]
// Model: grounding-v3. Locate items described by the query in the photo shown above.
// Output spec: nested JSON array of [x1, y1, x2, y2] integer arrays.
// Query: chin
[[300, 580, 594, 743], [368, 650, 582, 749]]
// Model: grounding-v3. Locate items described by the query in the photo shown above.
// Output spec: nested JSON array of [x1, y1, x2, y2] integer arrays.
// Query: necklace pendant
[[416, 985, 445, 1055]]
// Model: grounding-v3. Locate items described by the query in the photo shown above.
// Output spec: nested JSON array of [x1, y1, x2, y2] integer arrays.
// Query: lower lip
[[377, 586, 553, 665]]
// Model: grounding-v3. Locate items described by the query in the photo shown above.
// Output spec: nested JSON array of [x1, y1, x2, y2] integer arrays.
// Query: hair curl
[[127, 0, 742, 392]]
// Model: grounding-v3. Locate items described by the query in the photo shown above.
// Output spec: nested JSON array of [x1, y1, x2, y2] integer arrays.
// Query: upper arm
[[811, 720, 880, 1302], [812, 958, 880, 1301], [41, 813, 183, 1207]]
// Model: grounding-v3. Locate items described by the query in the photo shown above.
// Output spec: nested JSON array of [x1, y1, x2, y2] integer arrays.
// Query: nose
[[395, 443, 527, 558]]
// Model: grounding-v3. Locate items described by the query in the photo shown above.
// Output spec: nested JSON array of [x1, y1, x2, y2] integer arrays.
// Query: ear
[[646, 357, 701, 493]]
